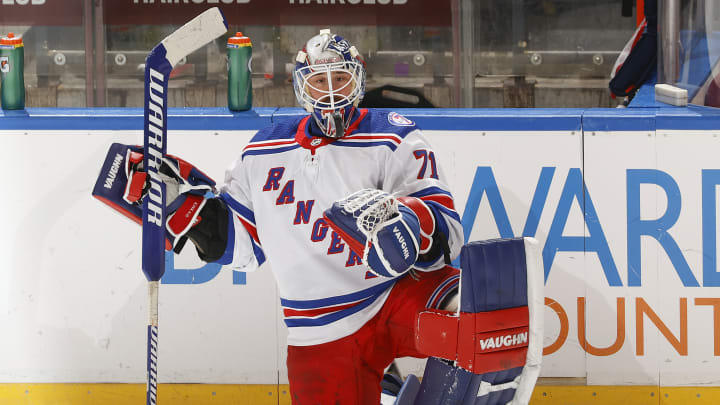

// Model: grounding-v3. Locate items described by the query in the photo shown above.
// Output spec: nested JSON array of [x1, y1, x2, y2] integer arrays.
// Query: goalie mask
[[293, 29, 366, 138]]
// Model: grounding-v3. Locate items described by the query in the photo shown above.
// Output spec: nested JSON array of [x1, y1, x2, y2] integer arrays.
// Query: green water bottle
[[227, 32, 252, 111], [0, 32, 25, 110]]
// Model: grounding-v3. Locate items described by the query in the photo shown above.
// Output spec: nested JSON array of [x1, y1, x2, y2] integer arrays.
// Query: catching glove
[[323, 189, 422, 277]]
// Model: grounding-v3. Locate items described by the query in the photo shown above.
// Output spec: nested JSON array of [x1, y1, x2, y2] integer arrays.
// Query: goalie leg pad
[[408, 357, 523, 404], [409, 237, 544, 405]]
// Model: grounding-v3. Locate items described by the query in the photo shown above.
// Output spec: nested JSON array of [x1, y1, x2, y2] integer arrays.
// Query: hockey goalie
[[93, 28, 544, 405]]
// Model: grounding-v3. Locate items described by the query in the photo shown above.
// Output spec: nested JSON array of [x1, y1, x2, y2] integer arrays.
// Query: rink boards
[[0, 106, 719, 403]]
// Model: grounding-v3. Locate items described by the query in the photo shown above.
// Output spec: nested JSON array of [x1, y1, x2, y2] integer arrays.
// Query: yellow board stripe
[[0, 384, 291, 405], [532, 386, 720, 404], [0, 384, 718, 404]]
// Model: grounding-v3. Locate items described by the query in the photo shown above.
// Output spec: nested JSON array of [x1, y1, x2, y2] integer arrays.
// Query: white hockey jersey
[[217, 109, 463, 346]]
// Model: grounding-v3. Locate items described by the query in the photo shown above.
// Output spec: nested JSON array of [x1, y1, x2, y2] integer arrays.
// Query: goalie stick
[[141, 7, 227, 404]]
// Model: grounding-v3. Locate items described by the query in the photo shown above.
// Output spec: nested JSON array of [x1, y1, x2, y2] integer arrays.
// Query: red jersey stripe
[[237, 215, 259, 244], [283, 299, 364, 318]]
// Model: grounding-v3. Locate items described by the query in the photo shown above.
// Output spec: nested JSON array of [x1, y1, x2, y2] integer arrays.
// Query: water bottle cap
[[228, 32, 252, 46], [1, 32, 23, 45]]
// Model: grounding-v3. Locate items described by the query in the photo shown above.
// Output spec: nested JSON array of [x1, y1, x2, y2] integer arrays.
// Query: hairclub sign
[[0, 0, 82, 25], [104, 0, 451, 26]]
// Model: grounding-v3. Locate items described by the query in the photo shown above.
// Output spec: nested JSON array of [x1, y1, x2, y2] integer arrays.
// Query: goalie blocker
[[92, 142, 230, 262], [394, 237, 544, 405]]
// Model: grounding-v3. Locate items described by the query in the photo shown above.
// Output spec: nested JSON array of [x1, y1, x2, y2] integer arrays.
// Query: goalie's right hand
[[92, 143, 224, 256]]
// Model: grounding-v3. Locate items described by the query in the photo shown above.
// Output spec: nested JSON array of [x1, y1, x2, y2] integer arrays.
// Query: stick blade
[[161, 7, 228, 67]]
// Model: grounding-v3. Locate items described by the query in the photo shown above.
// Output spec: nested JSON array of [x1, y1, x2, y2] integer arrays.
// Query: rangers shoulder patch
[[387, 112, 415, 127]]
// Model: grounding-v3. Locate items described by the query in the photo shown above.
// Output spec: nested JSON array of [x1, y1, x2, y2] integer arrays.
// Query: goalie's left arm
[[387, 126, 464, 271], [323, 124, 463, 277]]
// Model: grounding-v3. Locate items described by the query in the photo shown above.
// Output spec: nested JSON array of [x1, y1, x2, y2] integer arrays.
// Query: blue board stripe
[[0, 107, 277, 130], [404, 108, 583, 131], [2, 106, 720, 131], [582, 108, 656, 132], [656, 104, 720, 130]]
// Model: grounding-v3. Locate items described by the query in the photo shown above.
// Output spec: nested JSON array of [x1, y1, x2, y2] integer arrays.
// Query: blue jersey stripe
[[408, 186, 460, 220], [426, 274, 460, 308], [331, 140, 398, 151], [409, 186, 452, 199], [427, 203, 455, 250], [251, 239, 266, 266], [242, 144, 301, 158], [284, 292, 383, 327], [281, 278, 396, 309], [219, 193, 256, 224], [425, 200, 462, 223], [215, 197, 265, 266], [215, 210, 236, 265]]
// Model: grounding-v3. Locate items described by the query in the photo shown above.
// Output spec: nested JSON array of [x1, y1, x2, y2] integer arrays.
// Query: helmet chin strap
[[331, 111, 344, 138], [321, 110, 345, 138]]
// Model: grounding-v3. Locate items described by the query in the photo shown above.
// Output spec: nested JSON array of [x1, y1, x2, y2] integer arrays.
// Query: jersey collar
[[295, 108, 369, 153]]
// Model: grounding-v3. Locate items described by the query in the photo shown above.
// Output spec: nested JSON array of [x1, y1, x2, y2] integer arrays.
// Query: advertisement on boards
[[103, 0, 451, 26], [0, 112, 719, 386], [0, 0, 450, 27], [0, 0, 82, 26]]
